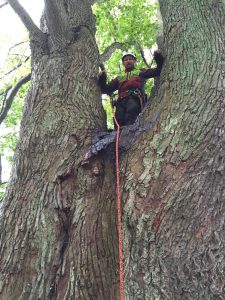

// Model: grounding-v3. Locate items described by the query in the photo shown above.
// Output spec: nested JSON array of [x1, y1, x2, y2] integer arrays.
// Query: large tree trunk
[[0, 156, 2, 184], [0, 1, 119, 299], [1, 0, 225, 300], [122, 0, 225, 299]]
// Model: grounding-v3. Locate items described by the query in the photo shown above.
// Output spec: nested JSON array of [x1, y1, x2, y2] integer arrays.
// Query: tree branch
[[0, 85, 12, 98], [0, 73, 31, 125], [0, 56, 30, 81], [0, 86, 12, 115], [0, 1, 8, 9], [100, 41, 152, 67], [7, 0, 45, 43], [99, 42, 124, 63], [129, 41, 151, 68], [44, 0, 70, 47], [8, 40, 29, 53]]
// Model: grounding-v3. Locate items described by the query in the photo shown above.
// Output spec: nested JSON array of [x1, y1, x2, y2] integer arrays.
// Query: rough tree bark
[[0, 0, 225, 300], [0, 156, 2, 184], [0, 0, 118, 299], [121, 0, 225, 299]]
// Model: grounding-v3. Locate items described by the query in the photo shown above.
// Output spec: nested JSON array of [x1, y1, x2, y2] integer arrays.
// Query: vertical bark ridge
[[0, 10, 117, 298], [121, 0, 225, 299]]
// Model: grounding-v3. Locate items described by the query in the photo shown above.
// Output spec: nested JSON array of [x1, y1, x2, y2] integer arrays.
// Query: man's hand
[[153, 49, 161, 57], [98, 70, 107, 78]]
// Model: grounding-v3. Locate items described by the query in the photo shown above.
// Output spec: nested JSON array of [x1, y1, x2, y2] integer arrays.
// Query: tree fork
[[1, 0, 225, 299]]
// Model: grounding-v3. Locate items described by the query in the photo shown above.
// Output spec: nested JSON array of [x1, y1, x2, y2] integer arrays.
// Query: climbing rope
[[111, 98, 125, 300]]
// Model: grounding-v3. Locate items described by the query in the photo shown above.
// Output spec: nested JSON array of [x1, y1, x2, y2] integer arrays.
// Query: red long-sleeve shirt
[[98, 52, 164, 99]]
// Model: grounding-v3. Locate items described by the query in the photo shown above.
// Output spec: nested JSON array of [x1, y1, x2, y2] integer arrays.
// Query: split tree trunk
[[0, 0, 225, 300]]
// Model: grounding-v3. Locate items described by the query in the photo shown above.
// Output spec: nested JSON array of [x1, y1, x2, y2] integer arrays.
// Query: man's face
[[122, 55, 136, 71]]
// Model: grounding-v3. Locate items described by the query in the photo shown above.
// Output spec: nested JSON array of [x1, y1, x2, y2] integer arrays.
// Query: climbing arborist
[[98, 49, 164, 127]]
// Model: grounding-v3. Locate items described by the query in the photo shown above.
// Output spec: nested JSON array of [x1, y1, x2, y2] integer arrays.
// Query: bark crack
[[49, 208, 70, 299]]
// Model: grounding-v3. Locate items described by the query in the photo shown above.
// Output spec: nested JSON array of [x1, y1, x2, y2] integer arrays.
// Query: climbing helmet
[[121, 51, 137, 61]]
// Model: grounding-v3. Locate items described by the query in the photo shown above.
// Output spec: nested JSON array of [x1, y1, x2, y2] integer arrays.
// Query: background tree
[[0, 1, 225, 300], [0, 2, 31, 194]]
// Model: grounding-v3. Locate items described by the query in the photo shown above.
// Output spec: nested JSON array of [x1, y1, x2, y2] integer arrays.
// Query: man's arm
[[98, 71, 119, 95], [140, 50, 164, 79]]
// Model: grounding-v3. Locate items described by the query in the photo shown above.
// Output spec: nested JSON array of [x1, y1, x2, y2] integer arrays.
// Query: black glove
[[154, 51, 163, 65]]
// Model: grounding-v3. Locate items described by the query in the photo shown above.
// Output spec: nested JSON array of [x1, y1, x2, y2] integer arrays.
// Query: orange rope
[[111, 100, 125, 300]]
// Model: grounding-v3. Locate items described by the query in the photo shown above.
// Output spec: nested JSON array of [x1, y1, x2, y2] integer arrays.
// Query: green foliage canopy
[[93, 0, 159, 127]]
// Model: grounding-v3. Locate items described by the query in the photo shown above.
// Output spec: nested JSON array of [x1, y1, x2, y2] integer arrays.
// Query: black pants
[[115, 96, 142, 127]]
